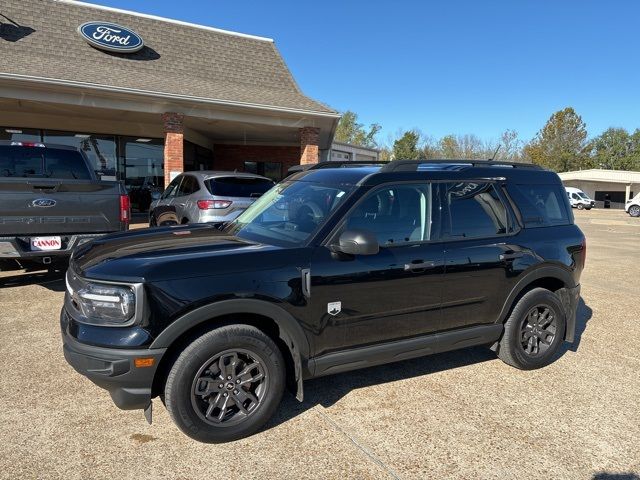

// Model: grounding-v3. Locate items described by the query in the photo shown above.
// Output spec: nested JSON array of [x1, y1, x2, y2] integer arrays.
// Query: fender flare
[[497, 265, 577, 341], [150, 299, 310, 401]]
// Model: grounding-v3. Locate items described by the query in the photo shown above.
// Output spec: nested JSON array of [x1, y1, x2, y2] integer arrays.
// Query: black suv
[[61, 160, 585, 443]]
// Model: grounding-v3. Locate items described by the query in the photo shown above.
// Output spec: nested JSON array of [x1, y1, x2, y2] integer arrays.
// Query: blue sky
[[87, 0, 640, 145]]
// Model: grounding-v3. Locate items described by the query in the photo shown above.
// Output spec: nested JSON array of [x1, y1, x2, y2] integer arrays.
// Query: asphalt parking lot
[[1, 209, 638, 480]]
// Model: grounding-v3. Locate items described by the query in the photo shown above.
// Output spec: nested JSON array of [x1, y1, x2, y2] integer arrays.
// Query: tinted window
[[0, 146, 90, 179], [177, 175, 199, 196], [343, 184, 433, 246], [206, 177, 275, 198], [447, 183, 508, 238], [161, 176, 181, 199], [511, 184, 570, 226]]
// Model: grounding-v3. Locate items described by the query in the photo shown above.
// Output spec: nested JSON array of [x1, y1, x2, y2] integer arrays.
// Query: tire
[[577, 203, 584, 210], [156, 211, 179, 226], [164, 324, 285, 443], [497, 288, 566, 370], [629, 205, 640, 217]]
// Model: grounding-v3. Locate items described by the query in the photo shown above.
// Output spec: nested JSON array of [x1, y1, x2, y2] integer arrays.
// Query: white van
[[565, 187, 595, 210]]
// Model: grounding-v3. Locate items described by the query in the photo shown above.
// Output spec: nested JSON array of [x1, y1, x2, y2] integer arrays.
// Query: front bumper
[[61, 309, 166, 410]]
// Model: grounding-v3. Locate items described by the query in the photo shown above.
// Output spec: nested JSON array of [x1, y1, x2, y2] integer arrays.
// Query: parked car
[[565, 187, 595, 210], [625, 192, 640, 217], [0, 141, 129, 271], [61, 159, 584, 443], [148, 171, 274, 226]]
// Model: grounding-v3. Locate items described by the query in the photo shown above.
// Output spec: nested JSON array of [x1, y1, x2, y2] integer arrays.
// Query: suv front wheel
[[164, 324, 285, 443], [497, 288, 566, 370]]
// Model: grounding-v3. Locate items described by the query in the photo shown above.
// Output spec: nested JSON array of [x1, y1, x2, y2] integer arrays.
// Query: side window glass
[[161, 176, 181, 199], [510, 184, 570, 226], [447, 182, 508, 238], [342, 183, 433, 247], [177, 175, 197, 196]]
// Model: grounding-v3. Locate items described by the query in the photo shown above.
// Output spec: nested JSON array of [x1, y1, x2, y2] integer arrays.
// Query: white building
[[558, 169, 640, 207], [327, 142, 380, 162]]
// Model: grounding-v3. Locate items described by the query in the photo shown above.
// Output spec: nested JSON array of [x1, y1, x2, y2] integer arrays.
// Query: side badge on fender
[[327, 301, 341, 316]]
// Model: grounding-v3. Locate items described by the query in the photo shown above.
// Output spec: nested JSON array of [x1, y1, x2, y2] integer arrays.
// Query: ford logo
[[78, 22, 144, 53], [31, 199, 56, 208]]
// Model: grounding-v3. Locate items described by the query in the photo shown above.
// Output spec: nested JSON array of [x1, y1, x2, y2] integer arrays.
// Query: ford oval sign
[[78, 22, 144, 53], [31, 198, 56, 208]]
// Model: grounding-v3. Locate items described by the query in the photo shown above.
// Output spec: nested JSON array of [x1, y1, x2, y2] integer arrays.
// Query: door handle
[[404, 260, 436, 271], [499, 251, 524, 261], [301, 268, 311, 298]]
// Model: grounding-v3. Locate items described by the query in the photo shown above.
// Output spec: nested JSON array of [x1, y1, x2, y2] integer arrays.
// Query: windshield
[[577, 192, 590, 200], [225, 180, 354, 247]]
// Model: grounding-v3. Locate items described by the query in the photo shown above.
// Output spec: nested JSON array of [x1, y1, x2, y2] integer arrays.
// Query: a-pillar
[[299, 127, 320, 165], [162, 112, 184, 187]]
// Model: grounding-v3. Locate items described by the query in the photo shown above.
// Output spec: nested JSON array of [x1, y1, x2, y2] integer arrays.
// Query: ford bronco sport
[[61, 160, 585, 443]]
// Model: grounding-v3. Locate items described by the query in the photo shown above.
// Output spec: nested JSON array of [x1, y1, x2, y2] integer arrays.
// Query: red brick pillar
[[299, 127, 320, 165], [162, 112, 184, 187]]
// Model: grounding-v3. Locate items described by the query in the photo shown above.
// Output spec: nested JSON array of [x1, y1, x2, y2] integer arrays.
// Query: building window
[[119, 137, 164, 213], [243, 161, 282, 181], [43, 130, 117, 180]]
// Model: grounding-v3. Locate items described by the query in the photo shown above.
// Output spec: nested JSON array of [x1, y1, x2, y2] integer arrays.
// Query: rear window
[[0, 146, 91, 179], [205, 177, 274, 198], [509, 183, 571, 227]]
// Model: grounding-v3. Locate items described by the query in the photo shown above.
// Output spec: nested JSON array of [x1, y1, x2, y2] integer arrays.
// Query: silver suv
[[149, 171, 274, 225]]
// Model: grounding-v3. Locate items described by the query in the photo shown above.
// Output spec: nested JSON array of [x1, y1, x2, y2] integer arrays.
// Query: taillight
[[197, 199, 232, 210], [120, 194, 130, 223]]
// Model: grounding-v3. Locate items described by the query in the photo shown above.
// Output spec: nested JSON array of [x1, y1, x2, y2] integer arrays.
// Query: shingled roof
[[0, 0, 337, 115]]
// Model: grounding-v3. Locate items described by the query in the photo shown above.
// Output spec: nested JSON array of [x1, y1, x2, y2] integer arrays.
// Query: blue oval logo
[[78, 22, 144, 53], [31, 198, 56, 208]]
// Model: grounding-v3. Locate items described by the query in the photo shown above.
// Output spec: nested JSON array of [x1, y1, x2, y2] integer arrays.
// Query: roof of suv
[[289, 160, 558, 186], [181, 171, 273, 181]]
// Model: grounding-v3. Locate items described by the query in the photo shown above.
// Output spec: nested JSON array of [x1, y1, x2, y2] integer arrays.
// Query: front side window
[[161, 176, 181, 199], [446, 182, 509, 239], [177, 175, 198, 196], [340, 183, 434, 246], [226, 180, 354, 247]]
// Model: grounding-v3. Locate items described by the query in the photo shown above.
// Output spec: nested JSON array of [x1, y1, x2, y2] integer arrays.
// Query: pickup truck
[[0, 141, 130, 271]]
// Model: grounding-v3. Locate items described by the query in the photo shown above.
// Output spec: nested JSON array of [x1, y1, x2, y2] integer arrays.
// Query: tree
[[523, 107, 588, 172], [392, 130, 420, 160], [589, 127, 640, 170], [496, 129, 524, 162], [334, 110, 381, 148]]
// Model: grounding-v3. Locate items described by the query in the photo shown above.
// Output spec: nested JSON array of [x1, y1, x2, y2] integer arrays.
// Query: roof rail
[[379, 159, 542, 172], [286, 160, 387, 176]]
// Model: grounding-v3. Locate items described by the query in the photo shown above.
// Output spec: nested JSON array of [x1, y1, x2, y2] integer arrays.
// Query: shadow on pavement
[[0, 269, 66, 292], [268, 345, 496, 430], [592, 474, 640, 480]]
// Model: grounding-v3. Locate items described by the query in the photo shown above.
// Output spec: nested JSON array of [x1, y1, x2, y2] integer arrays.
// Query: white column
[[626, 184, 631, 202]]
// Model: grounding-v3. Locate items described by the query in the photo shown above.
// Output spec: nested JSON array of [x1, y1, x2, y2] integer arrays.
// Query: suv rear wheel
[[497, 288, 566, 370], [164, 324, 285, 443]]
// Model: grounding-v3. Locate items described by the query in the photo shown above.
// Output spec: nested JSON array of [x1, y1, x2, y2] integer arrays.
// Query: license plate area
[[30, 236, 62, 251]]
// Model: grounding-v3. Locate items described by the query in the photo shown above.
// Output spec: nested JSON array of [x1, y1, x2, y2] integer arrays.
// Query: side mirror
[[335, 229, 379, 256]]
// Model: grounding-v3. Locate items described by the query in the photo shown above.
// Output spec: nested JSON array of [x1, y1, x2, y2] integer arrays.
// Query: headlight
[[67, 271, 137, 326], [76, 283, 135, 323]]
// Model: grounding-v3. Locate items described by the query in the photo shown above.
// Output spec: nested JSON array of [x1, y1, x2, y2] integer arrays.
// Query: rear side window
[[509, 184, 571, 226], [0, 146, 90, 179], [446, 182, 510, 238], [206, 177, 274, 198]]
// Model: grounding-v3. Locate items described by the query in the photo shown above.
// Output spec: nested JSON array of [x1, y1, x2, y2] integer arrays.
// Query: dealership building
[[559, 169, 640, 208], [0, 0, 340, 208]]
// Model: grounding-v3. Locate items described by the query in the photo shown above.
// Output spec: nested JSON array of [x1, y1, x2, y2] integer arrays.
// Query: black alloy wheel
[[520, 305, 557, 356]]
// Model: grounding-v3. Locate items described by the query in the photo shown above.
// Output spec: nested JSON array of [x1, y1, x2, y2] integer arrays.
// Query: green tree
[[590, 127, 640, 170], [439, 135, 460, 159], [334, 110, 381, 148], [524, 107, 589, 172], [392, 130, 420, 160]]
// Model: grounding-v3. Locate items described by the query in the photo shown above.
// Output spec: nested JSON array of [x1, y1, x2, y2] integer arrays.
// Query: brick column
[[162, 112, 184, 187], [299, 127, 320, 165]]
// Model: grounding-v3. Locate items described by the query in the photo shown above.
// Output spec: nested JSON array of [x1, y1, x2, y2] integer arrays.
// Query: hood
[[71, 224, 282, 282]]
